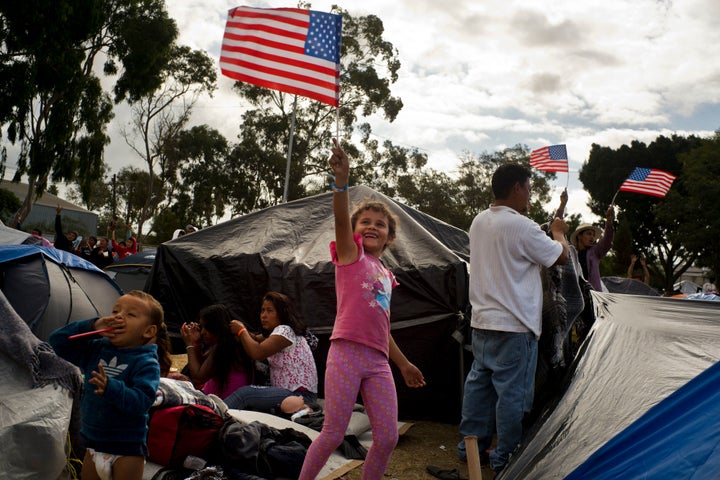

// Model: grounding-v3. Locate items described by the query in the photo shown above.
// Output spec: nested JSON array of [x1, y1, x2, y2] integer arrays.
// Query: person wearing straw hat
[[569, 205, 615, 292]]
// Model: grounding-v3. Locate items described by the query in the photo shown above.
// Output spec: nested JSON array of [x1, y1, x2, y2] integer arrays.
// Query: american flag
[[619, 167, 677, 198], [220, 7, 342, 106], [529, 144, 569, 172]]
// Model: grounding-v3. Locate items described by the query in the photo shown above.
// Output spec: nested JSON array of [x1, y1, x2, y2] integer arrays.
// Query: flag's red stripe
[[531, 161, 568, 172], [221, 43, 337, 77], [229, 7, 309, 28], [224, 21, 307, 44], [219, 59, 338, 95], [220, 69, 338, 106], [618, 185, 667, 197]]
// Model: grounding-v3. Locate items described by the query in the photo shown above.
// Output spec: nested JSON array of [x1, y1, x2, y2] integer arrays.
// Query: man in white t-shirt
[[458, 163, 568, 474]]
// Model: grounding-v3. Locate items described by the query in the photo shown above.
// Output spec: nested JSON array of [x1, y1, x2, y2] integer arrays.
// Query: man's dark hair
[[492, 164, 531, 200]]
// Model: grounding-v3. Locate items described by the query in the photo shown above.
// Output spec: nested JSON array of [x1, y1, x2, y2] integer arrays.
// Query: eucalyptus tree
[[0, 0, 177, 222], [121, 46, 217, 237], [656, 132, 720, 283]]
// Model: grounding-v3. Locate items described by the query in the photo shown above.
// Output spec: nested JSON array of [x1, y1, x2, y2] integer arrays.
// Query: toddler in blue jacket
[[50, 290, 166, 480]]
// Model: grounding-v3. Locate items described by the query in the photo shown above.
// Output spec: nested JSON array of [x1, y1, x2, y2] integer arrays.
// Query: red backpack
[[147, 404, 226, 467]]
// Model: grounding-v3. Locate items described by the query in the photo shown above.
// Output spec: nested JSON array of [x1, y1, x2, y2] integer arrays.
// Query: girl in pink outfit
[[299, 139, 426, 480], [180, 304, 253, 399]]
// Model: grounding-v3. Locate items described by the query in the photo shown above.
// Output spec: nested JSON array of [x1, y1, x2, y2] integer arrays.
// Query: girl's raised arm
[[330, 139, 357, 265]]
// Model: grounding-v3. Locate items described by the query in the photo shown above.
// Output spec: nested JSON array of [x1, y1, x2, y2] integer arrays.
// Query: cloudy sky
[[17, 0, 720, 222]]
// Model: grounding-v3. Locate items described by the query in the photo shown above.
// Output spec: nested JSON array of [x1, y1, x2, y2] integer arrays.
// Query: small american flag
[[220, 7, 342, 106], [529, 144, 569, 172], [619, 167, 677, 198]]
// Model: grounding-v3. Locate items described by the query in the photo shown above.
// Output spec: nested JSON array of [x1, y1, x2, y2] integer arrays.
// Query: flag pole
[[610, 188, 620, 206], [282, 95, 298, 203], [335, 105, 339, 140]]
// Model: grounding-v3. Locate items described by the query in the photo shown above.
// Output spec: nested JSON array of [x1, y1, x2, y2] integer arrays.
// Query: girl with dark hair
[[180, 304, 253, 399], [224, 291, 318, 416]]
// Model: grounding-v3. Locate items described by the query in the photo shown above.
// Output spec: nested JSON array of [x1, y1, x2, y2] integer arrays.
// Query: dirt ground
[[171, 355, 493, 479], [337, 420, 495, 480]]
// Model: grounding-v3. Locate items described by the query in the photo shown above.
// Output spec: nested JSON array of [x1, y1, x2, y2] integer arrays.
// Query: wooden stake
[[464, 435, 483, 480]]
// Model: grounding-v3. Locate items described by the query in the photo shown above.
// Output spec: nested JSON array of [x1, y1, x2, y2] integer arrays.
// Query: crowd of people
[[14, 206, 141, 270], [15, 207, 202, 271]]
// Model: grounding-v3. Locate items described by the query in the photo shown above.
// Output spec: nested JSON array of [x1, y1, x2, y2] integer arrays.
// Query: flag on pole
[[619, 167, 677, 198], [529, 144, 569, 172], [220, 6, 342, 106]]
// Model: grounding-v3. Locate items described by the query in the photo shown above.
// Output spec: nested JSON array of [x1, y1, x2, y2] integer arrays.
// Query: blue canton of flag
[[305, 11, 341, 63]]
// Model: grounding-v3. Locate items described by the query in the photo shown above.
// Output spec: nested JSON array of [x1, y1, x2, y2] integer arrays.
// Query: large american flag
[[529, 144, 569, 172], [619, 167, 677, 198], [220, 7, 342, 106]]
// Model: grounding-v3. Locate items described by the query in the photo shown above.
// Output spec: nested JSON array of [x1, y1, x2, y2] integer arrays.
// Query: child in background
[[49, 291, 165, 480], [180, 304, 253, 399], [225, 291, 318, 415], [299, 139, 426, 480]]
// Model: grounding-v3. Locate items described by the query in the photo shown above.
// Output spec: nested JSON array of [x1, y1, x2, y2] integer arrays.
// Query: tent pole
[[282, 95, 298, 203]]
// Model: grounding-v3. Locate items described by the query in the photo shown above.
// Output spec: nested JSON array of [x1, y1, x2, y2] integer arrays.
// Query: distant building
[[677, 265, 714, 292], [1, 180, 98, 239]]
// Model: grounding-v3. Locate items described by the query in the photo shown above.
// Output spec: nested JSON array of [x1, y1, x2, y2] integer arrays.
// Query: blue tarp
[[0, 244, 102, 271], [565, 360, 720, 479]]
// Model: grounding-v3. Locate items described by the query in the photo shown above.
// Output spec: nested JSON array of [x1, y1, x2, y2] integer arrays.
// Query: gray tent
[[0, 220, 44, 246], [499, 292, 720, 479], [0, 245, 122, 341]]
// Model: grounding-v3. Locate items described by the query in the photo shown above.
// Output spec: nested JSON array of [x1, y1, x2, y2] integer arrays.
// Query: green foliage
[[115, 167, 164, 228], [0, 188, 21, 224], [160, 125, 230, 226], [150, 207, 182, 243], [390, 145, 562, 231], [657, 131, 720, 280], [123, 45, 217, 239], [0, 0, 178, 221]]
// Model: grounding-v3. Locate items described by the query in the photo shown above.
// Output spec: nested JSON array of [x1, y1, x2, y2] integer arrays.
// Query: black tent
[[146, 185, 470, 422], [104, 249, 156, 293]]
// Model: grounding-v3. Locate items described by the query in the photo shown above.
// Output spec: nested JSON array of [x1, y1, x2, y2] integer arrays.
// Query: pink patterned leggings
[[299, 339, 399, 480]]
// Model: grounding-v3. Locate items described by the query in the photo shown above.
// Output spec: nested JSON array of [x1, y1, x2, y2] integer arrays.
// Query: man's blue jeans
[[457, 329, 538, 471], [223, 385, 317, 413]]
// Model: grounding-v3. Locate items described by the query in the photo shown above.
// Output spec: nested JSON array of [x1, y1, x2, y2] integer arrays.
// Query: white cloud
[[6, 0, 719, 226]]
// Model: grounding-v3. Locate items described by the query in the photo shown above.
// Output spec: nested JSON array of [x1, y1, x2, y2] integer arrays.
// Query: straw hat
[[570, 223, 602, 246]]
